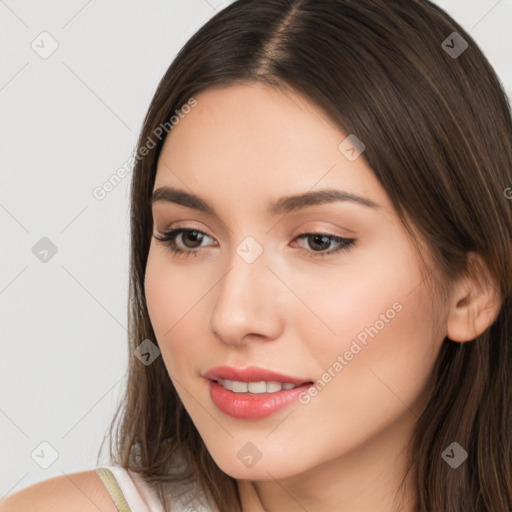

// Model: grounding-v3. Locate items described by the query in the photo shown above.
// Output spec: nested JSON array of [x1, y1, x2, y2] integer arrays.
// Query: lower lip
[[207, 379, 313, 419]]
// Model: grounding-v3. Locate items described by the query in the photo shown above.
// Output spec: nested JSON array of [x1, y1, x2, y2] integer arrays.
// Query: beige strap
[[95, 468, 133, 512]]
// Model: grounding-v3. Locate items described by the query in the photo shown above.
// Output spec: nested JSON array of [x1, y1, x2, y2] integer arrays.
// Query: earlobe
[[445, 252, 502, 343]]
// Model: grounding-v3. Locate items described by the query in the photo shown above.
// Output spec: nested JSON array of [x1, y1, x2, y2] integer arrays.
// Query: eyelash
[[153, 228, 356, 259]]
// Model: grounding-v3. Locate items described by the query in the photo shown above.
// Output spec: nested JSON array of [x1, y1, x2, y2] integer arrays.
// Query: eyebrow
[[150, 186, 381, 216]]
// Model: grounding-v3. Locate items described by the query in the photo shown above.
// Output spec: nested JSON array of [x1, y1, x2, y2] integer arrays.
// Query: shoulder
[[0, 469, 118, 512]]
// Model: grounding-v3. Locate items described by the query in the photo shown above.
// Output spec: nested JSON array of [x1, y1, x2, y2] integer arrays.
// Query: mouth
[[212, 377, 314, 394], [206, 377, 315, 420], [202, 366, 315, 419], [202, 365, 314, 390]]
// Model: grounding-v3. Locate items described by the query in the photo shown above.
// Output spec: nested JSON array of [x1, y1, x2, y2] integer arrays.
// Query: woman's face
[[144, 83, 446, 481]]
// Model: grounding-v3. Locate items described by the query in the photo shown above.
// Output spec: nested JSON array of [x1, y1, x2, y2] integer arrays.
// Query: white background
[[1, 0, 511, 499]]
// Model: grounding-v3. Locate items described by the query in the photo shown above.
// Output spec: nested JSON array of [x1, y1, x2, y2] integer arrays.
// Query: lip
[[202, 365, 312, 385], [207, 380, 314, 419], [203, 365, 314, 420]]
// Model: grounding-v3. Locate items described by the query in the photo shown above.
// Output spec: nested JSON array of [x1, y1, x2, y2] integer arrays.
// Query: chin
[[206, 448, 305, 481]]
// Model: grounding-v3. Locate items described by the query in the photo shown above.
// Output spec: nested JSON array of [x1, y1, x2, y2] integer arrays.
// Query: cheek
[[144, 248, 209, 375], [287, 228, 425, 358], [145, 247, 197, 336], [290, 234, 438, 420], [144, 251, 171, 337], [284, 294, 438, 471], [299, 280, 438, 438]]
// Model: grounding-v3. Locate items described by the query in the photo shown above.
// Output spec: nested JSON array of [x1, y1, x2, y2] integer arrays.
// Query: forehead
[[158, 83, 344, 165], [153, 83, 389, 215]]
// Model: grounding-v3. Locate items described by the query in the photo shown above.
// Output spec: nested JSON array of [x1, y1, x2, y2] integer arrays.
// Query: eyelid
[[156, 221, 353, 244], [290, 221, 355, 238]]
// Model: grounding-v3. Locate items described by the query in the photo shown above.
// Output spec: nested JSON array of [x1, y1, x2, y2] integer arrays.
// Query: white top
[[96, 465, 214, 512]]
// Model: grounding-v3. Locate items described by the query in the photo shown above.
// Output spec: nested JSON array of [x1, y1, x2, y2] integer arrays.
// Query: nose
[[209, 245, 285, 346]]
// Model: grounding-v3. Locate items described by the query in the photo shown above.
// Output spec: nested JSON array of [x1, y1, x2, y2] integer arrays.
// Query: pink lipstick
[[203, 366, 314, 419]]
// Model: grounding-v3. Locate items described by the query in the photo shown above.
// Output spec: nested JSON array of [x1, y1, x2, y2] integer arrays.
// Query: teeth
[[232, 381, 248, 393], [217, 379, 299, 393], [221, 379, 233, 391]]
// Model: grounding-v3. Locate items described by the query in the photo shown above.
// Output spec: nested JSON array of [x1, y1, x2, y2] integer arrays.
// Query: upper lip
[[203, 365, 313, 385]]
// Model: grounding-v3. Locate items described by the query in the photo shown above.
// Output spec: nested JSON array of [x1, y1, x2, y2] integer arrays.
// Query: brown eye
[[153, 228, 215, 256], [292, 232, 356, 258], [177, 230, 205, 249]]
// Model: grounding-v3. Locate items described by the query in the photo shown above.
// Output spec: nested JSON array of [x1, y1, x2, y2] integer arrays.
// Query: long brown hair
[[99, 1, 512, 510]]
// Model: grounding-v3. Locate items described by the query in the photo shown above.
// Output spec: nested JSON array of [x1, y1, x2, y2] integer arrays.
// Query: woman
[[4, 0, 511, 511]]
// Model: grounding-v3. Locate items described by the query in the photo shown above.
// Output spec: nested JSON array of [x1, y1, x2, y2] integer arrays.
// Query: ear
[[446, 252, 502, 343]]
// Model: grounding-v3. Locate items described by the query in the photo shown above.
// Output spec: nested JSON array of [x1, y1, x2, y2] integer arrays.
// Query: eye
[[153, 228, 356, 259], [153, 228, 215, 258], [292, 232, 356, 258]]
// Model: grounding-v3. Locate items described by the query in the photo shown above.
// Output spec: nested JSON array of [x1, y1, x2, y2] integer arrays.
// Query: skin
[[144, 83, 502, 512]]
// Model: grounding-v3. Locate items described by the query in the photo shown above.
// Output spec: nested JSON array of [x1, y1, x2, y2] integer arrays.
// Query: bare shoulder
[[0, 469, 117, 512]]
